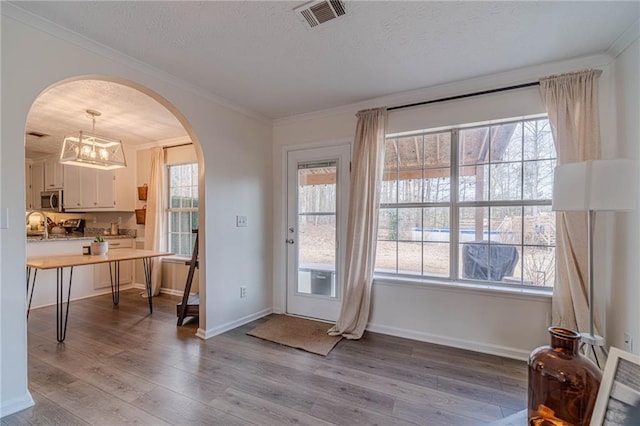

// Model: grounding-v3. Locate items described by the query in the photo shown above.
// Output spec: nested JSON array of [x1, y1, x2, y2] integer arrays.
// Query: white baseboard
[[131, 283, 185, 297], [1, 391, 34, 419], [366, 322, 530, 361], [196, 308, 273, 340], [159, 288, 185, 297]]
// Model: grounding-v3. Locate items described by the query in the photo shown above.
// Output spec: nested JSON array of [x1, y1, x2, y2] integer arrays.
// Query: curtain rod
[[387, 81, 540, 112], [162, 142, 193, 150]]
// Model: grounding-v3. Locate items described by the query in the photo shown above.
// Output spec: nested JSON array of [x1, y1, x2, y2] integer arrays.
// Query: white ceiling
[[14, 1, 640, 156], [25, 80, 188, 158]]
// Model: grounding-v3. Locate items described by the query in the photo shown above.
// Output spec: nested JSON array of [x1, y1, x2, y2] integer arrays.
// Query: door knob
[[286, 239, 294, 244]]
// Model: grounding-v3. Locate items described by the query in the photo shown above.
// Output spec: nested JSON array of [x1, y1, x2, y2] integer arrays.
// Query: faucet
[[26, 210, 49, 240]]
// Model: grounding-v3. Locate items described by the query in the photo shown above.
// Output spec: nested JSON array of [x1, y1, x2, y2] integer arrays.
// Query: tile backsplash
[[45, 211, 140, 238]]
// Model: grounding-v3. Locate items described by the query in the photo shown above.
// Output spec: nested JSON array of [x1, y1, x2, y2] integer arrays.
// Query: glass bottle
[[528, 327, 602, 426]]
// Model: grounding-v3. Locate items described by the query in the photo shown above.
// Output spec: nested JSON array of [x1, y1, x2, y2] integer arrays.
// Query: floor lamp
[[552, 159, 636, 367]]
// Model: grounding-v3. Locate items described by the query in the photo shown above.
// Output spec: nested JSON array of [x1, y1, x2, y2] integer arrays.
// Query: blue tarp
[[462, 241, 518, 281]]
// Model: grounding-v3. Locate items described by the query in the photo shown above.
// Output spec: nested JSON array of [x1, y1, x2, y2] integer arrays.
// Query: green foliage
[[94, 235, 104, 243]]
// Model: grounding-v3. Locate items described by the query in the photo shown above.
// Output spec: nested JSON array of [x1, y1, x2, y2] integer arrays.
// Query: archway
[[23, 75, 207, 349]]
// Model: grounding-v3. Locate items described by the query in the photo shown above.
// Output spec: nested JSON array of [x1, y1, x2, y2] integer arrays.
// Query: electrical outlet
[[118, 216, 122, 226], [236, 215, 247, 227], [240, 286, 247, 298], [624, 333, 633, 352]]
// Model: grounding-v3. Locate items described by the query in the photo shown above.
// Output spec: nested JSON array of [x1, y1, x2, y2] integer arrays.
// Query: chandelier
[[60, 109, 127, 170]]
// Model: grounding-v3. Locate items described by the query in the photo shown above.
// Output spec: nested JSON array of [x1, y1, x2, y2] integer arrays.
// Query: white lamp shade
[[552, 159, 637, 212]]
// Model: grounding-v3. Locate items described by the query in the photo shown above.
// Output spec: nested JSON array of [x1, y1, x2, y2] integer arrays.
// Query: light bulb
[[81, 144, 92, 157], [99, 149, 109, 160]]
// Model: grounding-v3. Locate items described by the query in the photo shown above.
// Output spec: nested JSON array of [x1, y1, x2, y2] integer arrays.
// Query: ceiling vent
[[294, 0, 346, 29]]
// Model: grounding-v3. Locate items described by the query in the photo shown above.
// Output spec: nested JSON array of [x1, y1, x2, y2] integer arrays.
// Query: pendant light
[[59, 109, 127, 170]]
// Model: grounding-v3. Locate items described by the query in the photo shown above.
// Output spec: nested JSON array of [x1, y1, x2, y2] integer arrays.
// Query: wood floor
[[3, 289, 528, 425]]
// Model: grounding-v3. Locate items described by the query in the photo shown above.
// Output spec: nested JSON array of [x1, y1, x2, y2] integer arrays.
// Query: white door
[[286, 144, 350, 321]]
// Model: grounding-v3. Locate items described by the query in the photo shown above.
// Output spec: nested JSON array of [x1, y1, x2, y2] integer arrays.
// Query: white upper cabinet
[[31, 160, 45, 209], [63, 166, 81, 209], [44, 156, 64, 189], [62, 144, 135, 212], [94, 169, 115, 208], [25, 161, 32, 209], [64, 166, 115, 210]]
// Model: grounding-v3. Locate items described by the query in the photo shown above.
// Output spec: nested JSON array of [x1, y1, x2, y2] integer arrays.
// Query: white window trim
[[373, 274, 552, 301], [166, 162, 198, 257], [378, 115, 556, 291]]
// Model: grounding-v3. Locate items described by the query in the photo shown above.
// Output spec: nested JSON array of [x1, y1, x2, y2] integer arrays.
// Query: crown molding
[[607, 19, 640, 58], [274, 53, 614, 127], [1, 2, 271, 125]]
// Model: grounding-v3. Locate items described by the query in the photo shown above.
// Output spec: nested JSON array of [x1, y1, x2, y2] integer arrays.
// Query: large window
[[376, 117, 556, 288], [167, 163, 198, 257]]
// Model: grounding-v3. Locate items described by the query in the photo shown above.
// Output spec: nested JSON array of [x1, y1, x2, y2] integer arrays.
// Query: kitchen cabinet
[[95, 168, 116, 208], [25, 161, 32, 209], [93, 238, 134, 289], [44, 156, 64, 189], [63, 165, 81, 209], [31, 160, 45, 210], [64, 165, 115, 210]]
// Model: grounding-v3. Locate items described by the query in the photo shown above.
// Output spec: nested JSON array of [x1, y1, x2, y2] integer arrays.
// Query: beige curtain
[[539, 69, 602, 332], [328, 107, 387, 339], [144, 147, 166, 296]]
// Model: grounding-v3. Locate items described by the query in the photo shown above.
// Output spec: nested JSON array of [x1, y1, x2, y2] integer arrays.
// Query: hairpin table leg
[[109, 261, 120, 305], [26, 267, 37, 319], [143, 258, 153, 314], [56, 266, 73, 343]]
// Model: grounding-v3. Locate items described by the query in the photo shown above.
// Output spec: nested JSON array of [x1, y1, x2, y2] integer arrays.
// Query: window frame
[[376, 114, 556, 291], [166, 162, 199, 258]]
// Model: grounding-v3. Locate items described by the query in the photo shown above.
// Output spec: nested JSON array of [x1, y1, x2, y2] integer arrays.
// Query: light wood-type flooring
[[3, 289, 528, 425]]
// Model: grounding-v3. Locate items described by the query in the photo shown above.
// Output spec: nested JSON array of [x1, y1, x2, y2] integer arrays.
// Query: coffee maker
[[62, 218, 86, 235]]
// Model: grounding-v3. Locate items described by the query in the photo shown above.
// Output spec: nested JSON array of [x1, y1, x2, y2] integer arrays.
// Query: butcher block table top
[[27, 249, 172, 270]]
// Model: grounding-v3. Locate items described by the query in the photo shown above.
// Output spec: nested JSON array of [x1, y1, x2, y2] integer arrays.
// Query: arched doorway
[[24, 76, 206, 345]]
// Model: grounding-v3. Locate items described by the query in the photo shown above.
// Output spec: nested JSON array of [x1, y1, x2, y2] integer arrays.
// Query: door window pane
[[297, 162, 337, 297]]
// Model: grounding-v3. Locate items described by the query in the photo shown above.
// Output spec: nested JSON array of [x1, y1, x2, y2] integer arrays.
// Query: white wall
[[273, 53, 623, 360], [1, 10, 272, 417], [609, 37, 640, 355]]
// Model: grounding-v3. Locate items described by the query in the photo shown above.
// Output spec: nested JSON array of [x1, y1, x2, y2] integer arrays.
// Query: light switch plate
[[236, 215, 247, 227]]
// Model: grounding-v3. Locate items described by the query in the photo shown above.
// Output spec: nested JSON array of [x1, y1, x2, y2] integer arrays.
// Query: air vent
[[26, 131, 48, 138], [294, 0, 346, 29]]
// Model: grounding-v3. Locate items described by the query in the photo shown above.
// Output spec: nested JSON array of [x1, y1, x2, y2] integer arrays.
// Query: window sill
[[373, 275, 552, 302]]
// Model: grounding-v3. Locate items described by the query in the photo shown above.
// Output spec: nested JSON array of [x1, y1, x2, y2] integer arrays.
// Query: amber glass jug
[[528, 327, 602, 426]]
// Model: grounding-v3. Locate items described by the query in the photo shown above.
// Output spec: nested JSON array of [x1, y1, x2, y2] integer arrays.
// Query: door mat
[[246, 315, 342, 356]]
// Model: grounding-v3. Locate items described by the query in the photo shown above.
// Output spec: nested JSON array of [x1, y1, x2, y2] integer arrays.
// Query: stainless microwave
[[40, 190, 64, 212]]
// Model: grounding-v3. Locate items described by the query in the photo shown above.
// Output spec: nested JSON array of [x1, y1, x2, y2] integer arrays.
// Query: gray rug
[[247, 315, 342, 356]]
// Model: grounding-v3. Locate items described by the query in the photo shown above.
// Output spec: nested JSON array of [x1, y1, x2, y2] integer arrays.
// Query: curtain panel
[[539, 69, 603, 333], [144, 147, 167, 296], [328, 107, 387, 339]]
